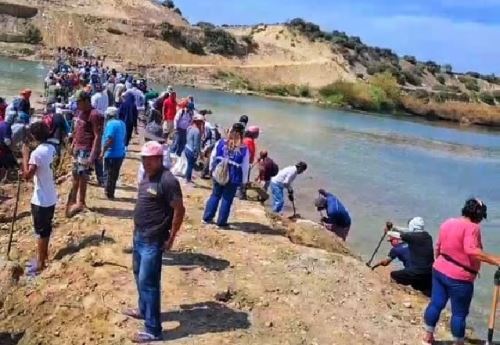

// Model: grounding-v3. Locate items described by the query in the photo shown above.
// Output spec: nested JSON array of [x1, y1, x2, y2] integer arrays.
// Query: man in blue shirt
[[371, 235, 411, 270], [315, 189, 352, 241], [100, 106, 126, 199]]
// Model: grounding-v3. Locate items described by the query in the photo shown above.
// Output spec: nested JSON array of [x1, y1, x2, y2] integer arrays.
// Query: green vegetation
[[436, 74, 446, 85], [458, 76, 480, 92], [24, 24, 42, 44], [318, 73, 401, 112], [261, 84, 311, 98], [203, 27, 240, 55], [479, 92, 496, 105], [213, 71, 253, 90], [161, 0, 175, 9], [402, 70, 422, 86]]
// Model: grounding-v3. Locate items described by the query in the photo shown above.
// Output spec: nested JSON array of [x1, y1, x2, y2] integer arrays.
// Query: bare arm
[[89, 116, 103, 161], [371, 258, 393, 270], [469, 249, 500, 267], [21, 144, 37, 180], [165, 199, 185, 250]]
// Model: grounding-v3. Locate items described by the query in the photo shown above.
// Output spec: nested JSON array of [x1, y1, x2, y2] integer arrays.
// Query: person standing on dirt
[[21, 122, 58, 275], [91, 83, 109, 116], [185, 113, 204, 184], [270, 162, 307, 215], [124, 141, 185, 343], [118, 92, 138, 148], [384, 217, 434, 296], [202, 123, 250, 228], [18, 89, 32, 121], [114, 78, 126, 107], [136, 122, 173, 184], [371, 232, 411, 270], [162, 91, 177, 139], [170, 101, 193, 157], [100, 107, 126, 200], [0, 117, 15, 182], [239, 126, 259, 200], [255, 151, 278, 192], [66, 91, 103, 218], [422, 199, 500, 345], [44, 102, 71, 157], [314, 189, 351, 241]]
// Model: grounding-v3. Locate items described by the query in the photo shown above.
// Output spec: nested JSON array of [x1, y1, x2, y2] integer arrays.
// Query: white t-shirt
[[91, 92, 109, 116], [271, 166, 298, 188], [29, 143, 58, 207]]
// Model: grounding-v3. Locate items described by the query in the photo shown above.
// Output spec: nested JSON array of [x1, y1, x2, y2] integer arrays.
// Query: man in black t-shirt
[[124, 141, 185, 343], [386, 217, 434, 296]]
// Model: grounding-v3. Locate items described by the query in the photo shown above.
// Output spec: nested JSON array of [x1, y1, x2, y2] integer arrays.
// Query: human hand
[[164, 238, 174, 251]]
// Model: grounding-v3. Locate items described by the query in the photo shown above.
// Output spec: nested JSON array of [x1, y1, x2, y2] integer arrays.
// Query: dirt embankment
[[0, 133, 478, 345]]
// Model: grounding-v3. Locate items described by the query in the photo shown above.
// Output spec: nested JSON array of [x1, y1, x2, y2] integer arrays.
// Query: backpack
[[42, 113, 56, 135], [212, 156, 230, 186], [270, 160, 279, 177]]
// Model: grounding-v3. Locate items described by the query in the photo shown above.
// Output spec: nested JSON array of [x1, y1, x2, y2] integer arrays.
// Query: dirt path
[[0, 135, 478, 345]]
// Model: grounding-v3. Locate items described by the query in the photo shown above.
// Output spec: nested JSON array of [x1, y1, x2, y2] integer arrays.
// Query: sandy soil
[[0, 130, 482, 345]]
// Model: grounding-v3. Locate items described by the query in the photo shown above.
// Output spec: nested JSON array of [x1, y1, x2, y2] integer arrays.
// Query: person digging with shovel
[[314, 189, 351, 241], [270, 161, 307, 216]]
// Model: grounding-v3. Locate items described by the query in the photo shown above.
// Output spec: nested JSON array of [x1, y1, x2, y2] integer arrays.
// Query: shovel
[[486, 268, 500, 345], [6, 174, 22, 260]]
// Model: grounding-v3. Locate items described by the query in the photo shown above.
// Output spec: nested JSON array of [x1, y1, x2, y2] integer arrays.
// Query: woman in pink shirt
[[423, 199, 500, 345]]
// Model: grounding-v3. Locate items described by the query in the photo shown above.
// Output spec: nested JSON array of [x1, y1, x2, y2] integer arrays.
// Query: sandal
[[130, 331, 162, 343], [122, 308, 144, 320], [25, 259, 41, 277]]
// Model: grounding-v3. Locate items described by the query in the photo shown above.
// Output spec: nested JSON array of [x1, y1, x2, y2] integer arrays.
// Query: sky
[[173, 0, 500, 74]]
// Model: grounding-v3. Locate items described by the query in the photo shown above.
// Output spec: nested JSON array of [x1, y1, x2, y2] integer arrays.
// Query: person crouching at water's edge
[[314, 189, 351, 241], [202, 122, 249, 228]]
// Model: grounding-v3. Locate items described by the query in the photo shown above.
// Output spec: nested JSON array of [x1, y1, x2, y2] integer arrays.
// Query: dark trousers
[[94, 157, 104, 185], [133, 233, 164, 337], [103, 157, 124, 198], [126, 125, 134, 147], [202, 182, 238, 226], [391, 269, 432, 296], [170, 129, 187, 157]]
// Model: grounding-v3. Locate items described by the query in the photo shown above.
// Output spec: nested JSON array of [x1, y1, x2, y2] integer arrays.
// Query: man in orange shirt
[[240, 126, 259, 200], [162, 90, 177, 139]]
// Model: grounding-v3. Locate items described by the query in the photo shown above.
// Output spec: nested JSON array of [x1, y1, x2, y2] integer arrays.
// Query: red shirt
[[243, 137, 256, 164], [164, 96, 177, 121], [73, 109, 103, 151]]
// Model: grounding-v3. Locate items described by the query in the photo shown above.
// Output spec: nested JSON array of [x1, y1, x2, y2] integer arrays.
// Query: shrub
[[425, 60, 441, 75], [160, 22, 182, 43], [184, 38, 205, 55], [442, 64, 453, 74], [466, 71, 481, 79], [161, 0, 175, 8], [106, 27, 125, 35], [370, 72, 401, 103], [403, 55, 417, 64], [203, 27, 239, 55], [479, 92, 496, 105], [298, 85, 311, 98], [25, 24, 42, 44], [402, 70, 422, 86], [196, 21, 216, 29], [436, 74, 446, 85], [459, 76, 480, 92], [493, 90, 500, 103], [174, 7, 182, 16]]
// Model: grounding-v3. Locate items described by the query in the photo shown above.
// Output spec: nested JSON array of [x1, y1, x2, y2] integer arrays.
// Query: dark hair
[[462, 198, 487, 224], [296, 161, 308, 172], [30, 121, 51, 142], [239, 115, 249, 124]]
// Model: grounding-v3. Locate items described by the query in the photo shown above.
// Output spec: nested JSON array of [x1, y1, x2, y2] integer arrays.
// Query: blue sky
[[173, 0, 500, 74]]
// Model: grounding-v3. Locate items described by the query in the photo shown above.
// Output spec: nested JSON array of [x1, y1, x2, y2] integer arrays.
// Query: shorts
[[31, 204, 55, 239], [72, 149, 91, 177]]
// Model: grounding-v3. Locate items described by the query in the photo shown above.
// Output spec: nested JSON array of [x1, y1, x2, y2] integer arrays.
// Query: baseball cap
[[144, 122, 165, 143], [140, 141, 163, 157]]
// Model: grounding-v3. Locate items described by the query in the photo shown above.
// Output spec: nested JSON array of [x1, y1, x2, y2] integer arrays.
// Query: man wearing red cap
[[240, 126, 259, 200], [124, 141, 185, 343]]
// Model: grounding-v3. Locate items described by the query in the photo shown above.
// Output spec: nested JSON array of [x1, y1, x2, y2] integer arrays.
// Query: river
[[2, 55, 499, 335]]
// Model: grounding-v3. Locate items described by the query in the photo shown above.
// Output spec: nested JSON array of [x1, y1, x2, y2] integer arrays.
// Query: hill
[[1, 0, 500, 125]]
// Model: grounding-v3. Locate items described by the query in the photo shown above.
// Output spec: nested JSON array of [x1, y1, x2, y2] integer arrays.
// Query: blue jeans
[[203, 182, 238, 226], [271, 182, 285, 213], [424, 269, 474, 341], [185, 148, 196, 182], [133, 233, 164, 337], [170, 129, 187, 157]]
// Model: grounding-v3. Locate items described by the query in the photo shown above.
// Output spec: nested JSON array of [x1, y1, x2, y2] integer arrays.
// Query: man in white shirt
[[270, 162, 307, 214], [91, 83, 109, 116], [21, 121, 58, 275], [114, 79, 126, 106]]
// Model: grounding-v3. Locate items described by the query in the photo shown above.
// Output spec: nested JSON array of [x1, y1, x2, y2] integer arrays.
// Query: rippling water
[[3, 56, 499, 335]]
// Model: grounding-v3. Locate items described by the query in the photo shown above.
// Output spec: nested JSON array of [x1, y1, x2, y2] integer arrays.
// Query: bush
[[403, 55, 417, 64], [184, 38, 205, 55], [425, 60, 441, 75], [160, 22, 182, 43], [466, 71, 481, 79], [479, 92, 496, 105], [402, 70, 422, 86], [442, 64, 453, 74], [436, 74, 446, 85], [261, 84, 311, 98], [203, 27, 239, 55], [106, 27, 125, 35], [25, 24, 42, 44], [162, 0, 175, 8], [459, 76, 480, 92], [174, 7, 182, 16], [196, 21, 216, 29], [370, 72, 401, 104]]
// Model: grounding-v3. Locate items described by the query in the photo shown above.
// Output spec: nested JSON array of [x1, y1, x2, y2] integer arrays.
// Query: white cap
[[408, 217, 425, 232]]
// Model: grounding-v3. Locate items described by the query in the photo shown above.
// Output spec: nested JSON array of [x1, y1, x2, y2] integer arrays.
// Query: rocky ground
[[0, 134, 483, 345]]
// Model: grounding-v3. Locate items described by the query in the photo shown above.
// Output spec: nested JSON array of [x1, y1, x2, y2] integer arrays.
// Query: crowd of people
[[1, 47, 500, 344]]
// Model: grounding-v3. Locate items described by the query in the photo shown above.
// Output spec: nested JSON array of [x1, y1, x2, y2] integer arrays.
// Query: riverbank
[[0, 131, 481, 345]]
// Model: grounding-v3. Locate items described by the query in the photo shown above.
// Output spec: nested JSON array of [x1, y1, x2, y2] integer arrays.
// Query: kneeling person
[[314, 189, 351, 241], [386, 217, 434, 296]]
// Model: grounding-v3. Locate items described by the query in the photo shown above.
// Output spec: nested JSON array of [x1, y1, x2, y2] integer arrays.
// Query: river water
[[3, 55, 499, 335]]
